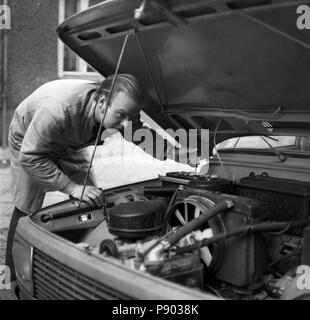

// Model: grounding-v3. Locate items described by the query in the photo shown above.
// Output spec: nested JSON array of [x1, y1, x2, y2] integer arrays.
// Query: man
[[6, 74, 197, 280]]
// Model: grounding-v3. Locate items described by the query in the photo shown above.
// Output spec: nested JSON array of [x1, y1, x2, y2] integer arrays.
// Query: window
[[58, 0, 104, 78]]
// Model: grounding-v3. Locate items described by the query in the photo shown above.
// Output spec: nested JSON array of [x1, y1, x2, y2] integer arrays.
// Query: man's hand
[[62, 182, 105, 207]]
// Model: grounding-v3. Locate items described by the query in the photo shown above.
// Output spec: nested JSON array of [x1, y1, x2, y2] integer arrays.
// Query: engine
[[32, 172, 310, 300]]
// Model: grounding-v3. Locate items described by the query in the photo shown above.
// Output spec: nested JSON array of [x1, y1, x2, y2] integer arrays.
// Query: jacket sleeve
[[20, 98, 72, 192]]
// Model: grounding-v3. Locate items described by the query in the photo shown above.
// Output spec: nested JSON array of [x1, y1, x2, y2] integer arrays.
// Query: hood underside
[[57, 0, 310, 141]]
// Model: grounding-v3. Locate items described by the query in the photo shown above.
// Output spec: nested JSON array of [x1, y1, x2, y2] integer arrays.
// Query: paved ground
[[0, 167, 12, 266]]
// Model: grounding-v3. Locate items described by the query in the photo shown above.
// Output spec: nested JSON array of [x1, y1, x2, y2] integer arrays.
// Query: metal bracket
[[134, 0, 187, 27]]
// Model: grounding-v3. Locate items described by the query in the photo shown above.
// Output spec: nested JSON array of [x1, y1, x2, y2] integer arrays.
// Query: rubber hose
[[165, 200, 233, 247]]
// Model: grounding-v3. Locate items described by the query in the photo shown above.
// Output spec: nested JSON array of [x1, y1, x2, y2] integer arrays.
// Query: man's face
[[98, 90, 141, 130]]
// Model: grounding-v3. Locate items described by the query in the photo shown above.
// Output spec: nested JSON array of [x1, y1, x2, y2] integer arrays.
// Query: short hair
[[95, 73, 148, 107]]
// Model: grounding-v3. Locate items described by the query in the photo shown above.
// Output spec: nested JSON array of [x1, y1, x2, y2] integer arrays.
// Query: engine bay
[[31, 172, 310, 300]]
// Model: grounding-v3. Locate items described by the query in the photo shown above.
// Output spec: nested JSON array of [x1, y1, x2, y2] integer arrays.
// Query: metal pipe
[[175, 217, 310, 255], [1, 0, 9, 149]]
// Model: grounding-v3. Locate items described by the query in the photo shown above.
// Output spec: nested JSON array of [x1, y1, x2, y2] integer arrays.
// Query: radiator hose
[[175, 217, 310, 255], [143, 200, 233, 266]]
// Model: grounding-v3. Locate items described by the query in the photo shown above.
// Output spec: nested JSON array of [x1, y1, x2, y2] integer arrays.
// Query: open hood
[[57, 0, 310, 141]]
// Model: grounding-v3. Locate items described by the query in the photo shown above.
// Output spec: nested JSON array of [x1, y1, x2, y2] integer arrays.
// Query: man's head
[[94, 74, 148, 130]]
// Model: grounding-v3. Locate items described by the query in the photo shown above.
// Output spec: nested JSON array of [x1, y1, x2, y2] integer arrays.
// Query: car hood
[[57, 0, 310, 141]]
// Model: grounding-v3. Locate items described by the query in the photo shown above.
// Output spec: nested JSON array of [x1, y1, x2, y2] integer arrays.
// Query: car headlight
[[12, 235, 33, 294]]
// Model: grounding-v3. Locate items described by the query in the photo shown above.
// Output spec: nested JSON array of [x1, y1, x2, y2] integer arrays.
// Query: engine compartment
[[31, 172, 310, 300]]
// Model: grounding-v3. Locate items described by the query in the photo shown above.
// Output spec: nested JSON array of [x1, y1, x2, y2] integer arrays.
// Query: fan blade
[[175, 209, 186, 225]]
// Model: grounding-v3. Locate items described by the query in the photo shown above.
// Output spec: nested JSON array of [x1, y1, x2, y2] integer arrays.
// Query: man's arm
[[20, 99, 72, 191]]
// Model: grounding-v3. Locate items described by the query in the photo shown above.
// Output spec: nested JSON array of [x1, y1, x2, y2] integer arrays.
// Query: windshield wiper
[[260, 136, 287, 163], [263, 135, 279, 142]]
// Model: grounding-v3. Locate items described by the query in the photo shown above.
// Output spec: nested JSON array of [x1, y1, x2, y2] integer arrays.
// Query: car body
[[11, 0, 310, 300]]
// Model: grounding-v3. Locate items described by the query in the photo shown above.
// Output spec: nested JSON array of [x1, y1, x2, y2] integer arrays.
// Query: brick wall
[[1, 0, 59, 145], [8, 0, 59, 106]]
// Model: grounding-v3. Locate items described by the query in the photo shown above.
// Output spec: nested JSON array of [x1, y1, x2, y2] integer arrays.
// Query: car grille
[[32, 248, 131, 300]]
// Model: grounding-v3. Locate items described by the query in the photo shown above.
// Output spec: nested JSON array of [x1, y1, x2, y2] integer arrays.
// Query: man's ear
[[98, 95, 106, 111]]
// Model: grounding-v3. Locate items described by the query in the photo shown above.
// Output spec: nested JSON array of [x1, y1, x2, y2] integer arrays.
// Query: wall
[[1, 0, 59, 145]]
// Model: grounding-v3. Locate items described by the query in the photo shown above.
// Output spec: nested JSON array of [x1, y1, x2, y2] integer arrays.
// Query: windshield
[[216, 136, 310, 153]]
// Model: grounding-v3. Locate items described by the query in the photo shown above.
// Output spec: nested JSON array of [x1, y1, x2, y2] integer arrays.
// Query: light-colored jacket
[[8, 79, 101, 214], [9, 79, 170, 214]]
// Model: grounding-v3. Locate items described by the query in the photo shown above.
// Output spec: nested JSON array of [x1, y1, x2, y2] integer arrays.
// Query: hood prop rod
[[77, 30, 134, 208]]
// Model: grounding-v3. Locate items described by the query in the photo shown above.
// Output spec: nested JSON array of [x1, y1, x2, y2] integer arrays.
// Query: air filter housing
[[108, 200, 165, 238]]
